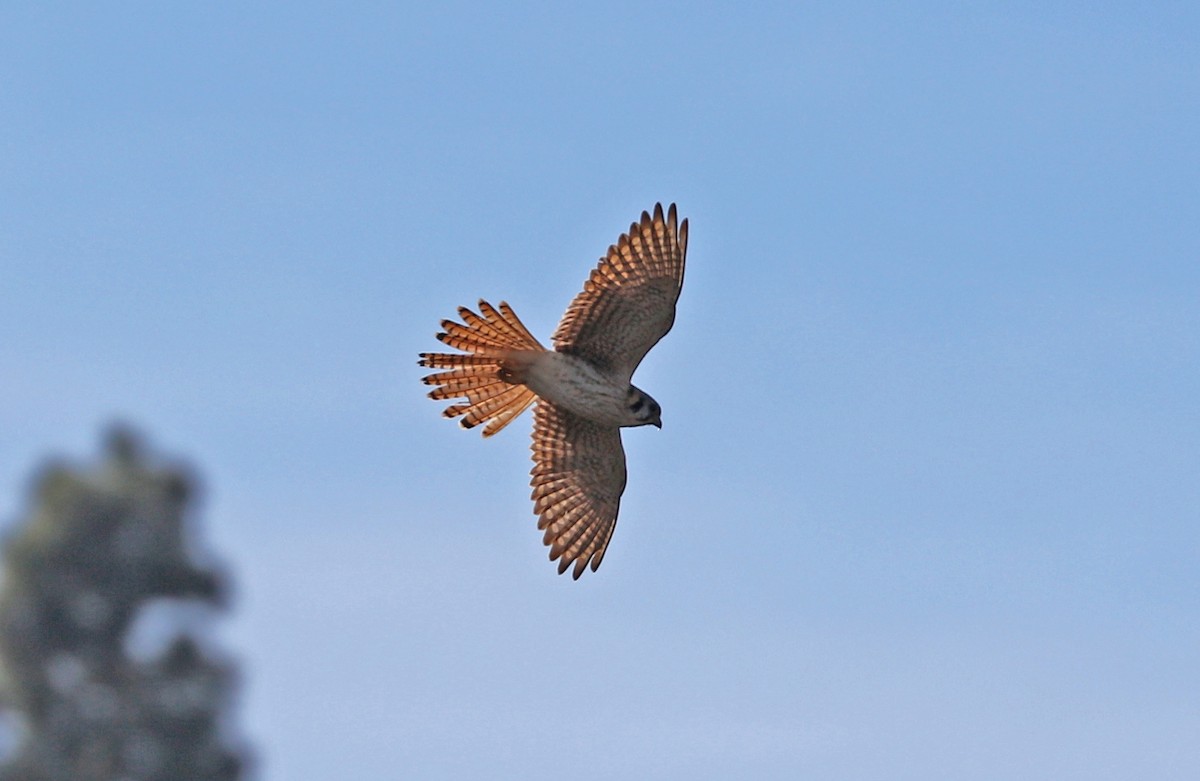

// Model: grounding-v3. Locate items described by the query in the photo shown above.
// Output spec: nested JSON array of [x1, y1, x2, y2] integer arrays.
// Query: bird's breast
[[521, 353, 629, 425]]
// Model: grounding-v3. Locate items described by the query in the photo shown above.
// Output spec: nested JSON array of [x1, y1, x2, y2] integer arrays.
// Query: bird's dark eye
[[630, 398, 644, 413]]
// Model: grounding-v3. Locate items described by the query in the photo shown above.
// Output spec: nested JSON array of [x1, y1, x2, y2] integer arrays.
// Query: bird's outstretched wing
[[552, 203, 688, 382], [530, 401, 627, 579]]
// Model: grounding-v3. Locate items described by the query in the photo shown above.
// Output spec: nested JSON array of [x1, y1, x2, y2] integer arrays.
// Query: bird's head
[[625, 386, 662, 429]]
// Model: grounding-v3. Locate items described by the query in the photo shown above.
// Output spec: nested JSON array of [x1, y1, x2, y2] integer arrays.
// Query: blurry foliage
[[0, 427, 251, 781]]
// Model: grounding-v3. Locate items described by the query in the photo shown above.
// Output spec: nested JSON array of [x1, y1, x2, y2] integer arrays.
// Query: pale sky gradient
[[2, 2, 1198, 779]]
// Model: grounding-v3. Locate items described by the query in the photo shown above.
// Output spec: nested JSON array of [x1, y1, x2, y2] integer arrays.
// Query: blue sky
[[2, 2, 1197, 778]]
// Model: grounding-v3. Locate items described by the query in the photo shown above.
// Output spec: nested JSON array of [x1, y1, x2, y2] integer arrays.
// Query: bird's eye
[[630, 398, 644, 413]]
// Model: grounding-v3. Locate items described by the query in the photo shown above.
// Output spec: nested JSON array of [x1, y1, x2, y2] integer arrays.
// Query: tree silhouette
[[0, 427, 251, 781]]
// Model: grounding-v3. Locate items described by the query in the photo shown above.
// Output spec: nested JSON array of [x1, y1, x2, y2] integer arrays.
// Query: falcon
[[418, 203, 688, 578]]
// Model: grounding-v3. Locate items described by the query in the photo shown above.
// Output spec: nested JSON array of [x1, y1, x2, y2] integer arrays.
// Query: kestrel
[[418, 203, 688, 578]]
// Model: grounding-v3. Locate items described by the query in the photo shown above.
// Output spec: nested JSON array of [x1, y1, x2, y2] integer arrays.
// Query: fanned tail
[[418, 300, 546, 437]]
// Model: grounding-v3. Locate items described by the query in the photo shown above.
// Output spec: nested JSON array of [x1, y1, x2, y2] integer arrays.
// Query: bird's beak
[[653, 419, 662, 429]]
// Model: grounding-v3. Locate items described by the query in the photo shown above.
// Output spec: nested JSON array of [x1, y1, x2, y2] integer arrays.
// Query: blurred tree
[[0, 427, 251, 781]]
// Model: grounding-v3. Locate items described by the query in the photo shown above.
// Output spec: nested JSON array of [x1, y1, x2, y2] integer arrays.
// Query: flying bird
[[418, 203, 688, 578]]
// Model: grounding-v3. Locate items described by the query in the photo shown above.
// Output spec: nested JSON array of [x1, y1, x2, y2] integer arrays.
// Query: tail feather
[[480, 301, 541, 345], [457, 302, 524, 345], [436, 325, 500, 354], [426, 373, 506, 400], [418, 353, 499, 369], [456, 383, 532, 431], [419, 299, 546, 437]]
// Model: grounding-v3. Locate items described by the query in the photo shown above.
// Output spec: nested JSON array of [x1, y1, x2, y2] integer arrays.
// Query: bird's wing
[[552, 203, 688, 383], [530, 401, 627, 579]]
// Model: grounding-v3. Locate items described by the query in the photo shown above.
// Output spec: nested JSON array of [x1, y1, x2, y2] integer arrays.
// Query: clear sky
[[2, 2, 1197, 778]]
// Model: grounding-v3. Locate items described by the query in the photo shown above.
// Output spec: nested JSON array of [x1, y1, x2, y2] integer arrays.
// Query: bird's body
[[418, 203, 688, 578], [507, 351, 650, 429]]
